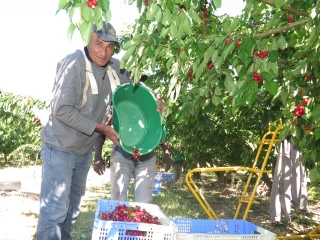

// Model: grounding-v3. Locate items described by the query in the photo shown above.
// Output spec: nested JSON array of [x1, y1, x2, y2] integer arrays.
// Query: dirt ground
[[0, 166, 110, 240]]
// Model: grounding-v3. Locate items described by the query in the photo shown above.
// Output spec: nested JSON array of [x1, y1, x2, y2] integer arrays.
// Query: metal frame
[[185, 119, 283, 220]]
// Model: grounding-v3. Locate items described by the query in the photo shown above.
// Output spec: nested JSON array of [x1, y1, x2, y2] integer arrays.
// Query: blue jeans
[[110, 149, 156, 203], [36, 143, 92, 240]]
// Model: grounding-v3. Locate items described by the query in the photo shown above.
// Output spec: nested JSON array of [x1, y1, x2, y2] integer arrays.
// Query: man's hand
[[96, 124, 120, 146], [163, 154, 173, 172], [156, 95, 166, 112], [94, 159, 106, 175]]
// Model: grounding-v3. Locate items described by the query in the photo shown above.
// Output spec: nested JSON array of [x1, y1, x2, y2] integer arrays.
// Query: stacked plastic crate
[[171, 218, 276, 240]]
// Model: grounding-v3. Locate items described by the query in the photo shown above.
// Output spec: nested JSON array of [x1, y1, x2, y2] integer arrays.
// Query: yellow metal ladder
[[185, 119, 283, 220]]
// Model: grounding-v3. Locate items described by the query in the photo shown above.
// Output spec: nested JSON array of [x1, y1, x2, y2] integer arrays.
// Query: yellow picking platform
[[185, 119, 320, 239], [185, 119, 283, 220]]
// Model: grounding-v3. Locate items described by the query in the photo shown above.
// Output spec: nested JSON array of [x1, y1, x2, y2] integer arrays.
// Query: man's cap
[[93, 22, 120, 48]]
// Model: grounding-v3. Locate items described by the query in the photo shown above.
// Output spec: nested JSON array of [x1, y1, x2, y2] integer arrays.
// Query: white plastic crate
[[171, 218, 276, 240], [91, 199, 178, 240]]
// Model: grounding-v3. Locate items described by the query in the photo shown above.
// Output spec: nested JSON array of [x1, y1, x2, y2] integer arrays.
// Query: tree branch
[[260, 0, 310, 16], [255, 18, 309, 39]]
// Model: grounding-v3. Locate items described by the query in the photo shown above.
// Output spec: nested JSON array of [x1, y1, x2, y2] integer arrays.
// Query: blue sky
[[0, 0, 245, 101]]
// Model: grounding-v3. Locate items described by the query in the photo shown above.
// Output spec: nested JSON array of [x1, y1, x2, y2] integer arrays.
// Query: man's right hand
[[94, 159, 106, 175]]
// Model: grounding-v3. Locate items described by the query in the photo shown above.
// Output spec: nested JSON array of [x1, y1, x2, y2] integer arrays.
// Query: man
[[36, 22, 163, 239], [172, 150, 185, 184]]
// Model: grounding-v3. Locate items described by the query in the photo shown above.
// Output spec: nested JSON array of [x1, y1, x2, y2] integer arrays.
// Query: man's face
[[87, 33, 115, 67]]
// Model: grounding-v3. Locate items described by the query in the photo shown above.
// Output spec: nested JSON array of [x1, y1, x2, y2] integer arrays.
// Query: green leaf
[[245, 81, 258, 108], [213, 0, 221, 8], [162, 7, 173, 26], [211, 50, 218, 65], [271, 37, 279, 51], [104, 8, 111, 23], [267, 62, 278, 76], [70, 4, 81, 25], [82, 4, 92, 22], [123, 39, 138, 50], [309, 167, 320, 184], [311, 105, 320, 123], [314, 128, 320, 141], [146, 3, 159, 20], [264, 80, 278, 95], [57, 0, 69, 11], [242, 37, 256, 55], [93, 6, 102, 23], [147, 45, 154, 58], [169, 20, 177, 39], [223, 72, 234, 93], [203, 46, 215, 62], [222, 41, 235, 60], [269, 50, 278, 63], [214, 86, 222, 96], [184, 13, 192, 36], [273, 0, 285, 8], [99, 0, 109, 12], [155, 7, 163, 23], [188, 9, 202, 24], [167, 0, 174, 12], [122, 45, 136, 62], [238, 47, 247, 62], [211, 95, 220, 106], [166, 57, 174, 70], [160, 27, 170, 38], [79, 21, 92, 45], [136, 0, 143, 13], [226, 17, 239, 33], [67, 23, 76, 41], [277, 35, 287, 50], [197, 42, 207, 51]]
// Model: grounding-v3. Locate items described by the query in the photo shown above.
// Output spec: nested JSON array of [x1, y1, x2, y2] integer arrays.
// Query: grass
[[71, 172, 320, 240]]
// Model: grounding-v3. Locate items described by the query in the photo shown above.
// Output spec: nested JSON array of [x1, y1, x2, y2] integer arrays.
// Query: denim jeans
[[110, 149, 156, 203], [36, 143, 92, 240]]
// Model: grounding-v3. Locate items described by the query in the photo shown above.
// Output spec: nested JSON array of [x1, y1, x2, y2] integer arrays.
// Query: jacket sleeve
[[51, 55, 97, 136]]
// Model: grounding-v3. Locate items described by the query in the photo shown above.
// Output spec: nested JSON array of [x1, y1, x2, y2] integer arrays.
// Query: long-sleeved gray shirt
[[41, 48, 131, 155]]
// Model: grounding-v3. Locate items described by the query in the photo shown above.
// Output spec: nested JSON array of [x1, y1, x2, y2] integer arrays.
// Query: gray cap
[[93, 22, 120, 48]]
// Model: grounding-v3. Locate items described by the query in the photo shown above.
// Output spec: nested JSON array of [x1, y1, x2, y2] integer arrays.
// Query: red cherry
[[305, 126, 310, 131], [207, 61, 214, 70], [254, 51, 259, 56], [237, 41, 241, 47], [204, 19, 208, 25], [295, 111, 301, 118], [302, 98, 309, 105], [298, 89, 303, 95], [294, 121, 299, 126], [225, 40, 229, 45], [92, 0, 98, 5], [253, 72, 259, 78], [288, 16, 293, 23], [87, 0, 93, 7]]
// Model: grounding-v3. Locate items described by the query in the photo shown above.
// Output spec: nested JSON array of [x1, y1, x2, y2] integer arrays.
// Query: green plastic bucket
[[112, 83, 163, 155]]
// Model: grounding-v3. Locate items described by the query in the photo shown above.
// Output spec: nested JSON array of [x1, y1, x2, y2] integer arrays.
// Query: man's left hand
[[156, 95, 166, 112]]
